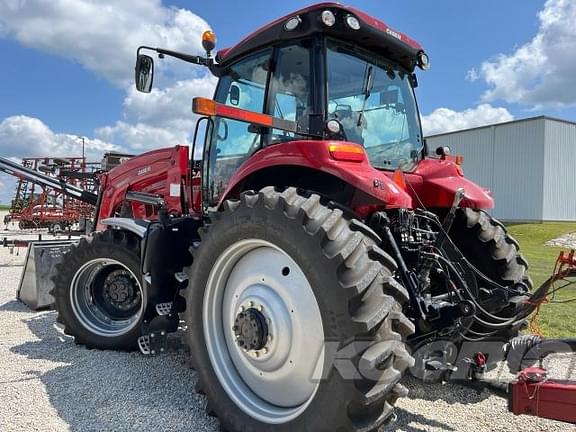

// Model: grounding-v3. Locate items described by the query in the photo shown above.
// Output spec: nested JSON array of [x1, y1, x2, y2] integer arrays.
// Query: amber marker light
[[202, 30, 217, 53], [392, 168, 407, 190], [192, 97, 217, 116], [328, 143, 365, 162]]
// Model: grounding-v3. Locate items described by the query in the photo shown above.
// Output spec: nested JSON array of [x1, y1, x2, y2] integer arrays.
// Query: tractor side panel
[[219, 140, 413, 212], [97, 146, 191, 229]]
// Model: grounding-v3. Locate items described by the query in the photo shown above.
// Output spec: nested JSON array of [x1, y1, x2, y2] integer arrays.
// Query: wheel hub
[[102, 270, 140, 312], [70, 258, 144, 337], [234, 307, 269, 351]]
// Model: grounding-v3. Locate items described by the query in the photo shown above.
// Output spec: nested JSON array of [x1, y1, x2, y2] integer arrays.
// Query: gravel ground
[[546, 232, 576, 249], [0, 219, 574, 431]]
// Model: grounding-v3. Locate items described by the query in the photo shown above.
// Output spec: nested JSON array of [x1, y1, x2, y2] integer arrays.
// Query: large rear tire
[[52, 229, 145, 350], [450, 208, 532, 338], [186, 187, 414, 432]]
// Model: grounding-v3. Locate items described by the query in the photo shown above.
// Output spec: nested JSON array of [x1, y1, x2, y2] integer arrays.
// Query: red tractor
[[52, 4, 533, 431]]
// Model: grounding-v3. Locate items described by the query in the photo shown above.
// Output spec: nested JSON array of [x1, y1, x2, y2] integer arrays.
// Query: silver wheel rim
[[70, 258, 144, 337], [203, 239, 324, 424]]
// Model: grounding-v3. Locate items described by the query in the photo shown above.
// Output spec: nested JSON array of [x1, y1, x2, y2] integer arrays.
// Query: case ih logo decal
[[386, 28, 402, 40], [137, 166, 151, 176]]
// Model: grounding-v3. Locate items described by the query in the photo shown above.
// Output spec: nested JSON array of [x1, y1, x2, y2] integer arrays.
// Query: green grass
[[0, 205, 9, 210], [506, 222, 576, 337]]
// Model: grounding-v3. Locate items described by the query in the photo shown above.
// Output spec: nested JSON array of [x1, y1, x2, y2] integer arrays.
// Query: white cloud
[[475, 0, 576, 108], [0, 0, 218, 152], [0, 115, 117, 159], [0, 0, 210, 86], [0, 115, 119, 205], [99, 76, 218, 151], [123, 77, 217, 126], [96, 121, 184, 152], [422, 104, 514, 136], [465, 69, 480, 82]]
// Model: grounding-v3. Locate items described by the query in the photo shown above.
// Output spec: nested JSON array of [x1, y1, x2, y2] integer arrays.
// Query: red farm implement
[[453, 249, 576, 424], [2, 156, 99, 232]]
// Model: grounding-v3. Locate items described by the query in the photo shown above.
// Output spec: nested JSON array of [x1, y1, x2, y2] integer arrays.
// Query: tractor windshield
[[326, 40, 423, 171]]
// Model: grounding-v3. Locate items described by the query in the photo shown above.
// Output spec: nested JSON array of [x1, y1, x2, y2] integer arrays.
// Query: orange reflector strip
[[192, 97, 276, 128], [392, 168, 407, 190], [455, 155, 464, 165], [217, 104, 274, 127], [328, 143, 365, 162], [192, 97, 216, 116]]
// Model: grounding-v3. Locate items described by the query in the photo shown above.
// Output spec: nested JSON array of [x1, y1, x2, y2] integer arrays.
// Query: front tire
[[52, 229, 145, 350], [186, 187, 414, 432]]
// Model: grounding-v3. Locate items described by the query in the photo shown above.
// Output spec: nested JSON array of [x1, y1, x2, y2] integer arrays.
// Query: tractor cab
[[208, 5, 427, 151], [135, 3, 436, 212]]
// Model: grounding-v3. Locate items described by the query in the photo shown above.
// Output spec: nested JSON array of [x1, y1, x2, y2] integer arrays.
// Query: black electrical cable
[[435, 254, 517, 323], [437, 255, 534, 331], [408, 190, 525, 297], [422, 249, 523, 333], [458, 332, 500, 342], [395, 183, 542, 338]]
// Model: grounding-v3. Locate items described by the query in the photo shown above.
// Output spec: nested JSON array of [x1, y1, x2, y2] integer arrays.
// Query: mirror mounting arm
[[137, 46, 211, 67]]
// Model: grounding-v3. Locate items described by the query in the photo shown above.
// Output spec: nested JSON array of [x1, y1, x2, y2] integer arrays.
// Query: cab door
[[203, 49, 272, 207], [202, 41, 316, 208]]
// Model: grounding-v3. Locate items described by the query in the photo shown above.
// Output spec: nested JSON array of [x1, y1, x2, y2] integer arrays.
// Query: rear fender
[[219, 140, 413, 213], [100, 217, 149, 238]]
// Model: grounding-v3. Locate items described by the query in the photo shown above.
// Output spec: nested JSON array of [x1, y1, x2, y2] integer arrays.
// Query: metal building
[[426, 116, 576, 222]]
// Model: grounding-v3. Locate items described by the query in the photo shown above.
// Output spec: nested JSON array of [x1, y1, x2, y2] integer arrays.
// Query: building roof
[[426, 115, 576, 139]]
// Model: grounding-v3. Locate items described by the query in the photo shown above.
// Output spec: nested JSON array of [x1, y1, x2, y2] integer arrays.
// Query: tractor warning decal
[[170, 183, 181, 197]]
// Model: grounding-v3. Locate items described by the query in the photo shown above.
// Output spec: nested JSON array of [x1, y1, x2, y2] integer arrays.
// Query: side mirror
[[135, 54, 154, 93], [229, 85, 240, 106]]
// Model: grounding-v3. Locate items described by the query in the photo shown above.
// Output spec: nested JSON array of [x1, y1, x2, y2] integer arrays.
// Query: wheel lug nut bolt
[[262, 348, 268, 354], [253, 351, 260, 358], [256, 305, 263, 312]]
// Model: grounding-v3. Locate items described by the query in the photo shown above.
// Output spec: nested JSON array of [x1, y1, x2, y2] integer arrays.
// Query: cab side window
[[205, 50, 271, 205]]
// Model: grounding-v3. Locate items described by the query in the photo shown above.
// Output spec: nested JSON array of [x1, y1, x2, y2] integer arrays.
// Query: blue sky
[[0, 0, 575, 203]]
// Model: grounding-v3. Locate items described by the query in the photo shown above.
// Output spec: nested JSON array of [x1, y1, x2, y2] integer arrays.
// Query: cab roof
[[216, 3, 424, 71]]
